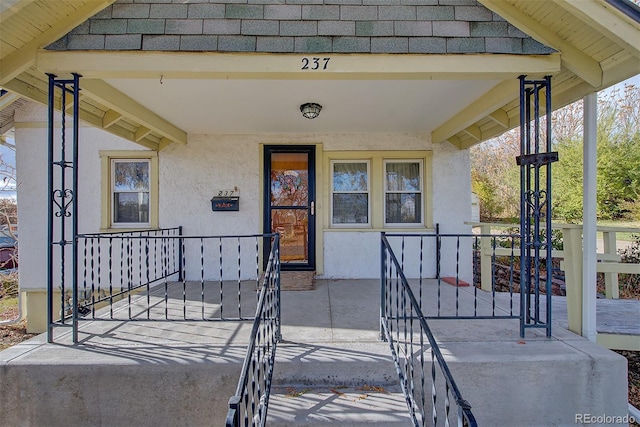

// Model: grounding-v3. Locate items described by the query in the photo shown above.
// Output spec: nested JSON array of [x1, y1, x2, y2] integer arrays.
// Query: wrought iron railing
[[381, 233, 477, 427], [383, 229, 521, 321], [226, 234, 281, 427], [49, 228, 280, 342], [73, 227, 182, 320]]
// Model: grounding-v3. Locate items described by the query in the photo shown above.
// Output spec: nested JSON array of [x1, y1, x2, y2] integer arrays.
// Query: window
[[384, 160, 422, 225], [101, 151, 158, 230], [325, 151, 431, 230], [112, 159, 150, 225], [331, 161, 370, 226]]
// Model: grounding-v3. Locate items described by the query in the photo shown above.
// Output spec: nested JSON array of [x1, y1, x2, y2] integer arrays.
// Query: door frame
[[263, 145, 316, 271]]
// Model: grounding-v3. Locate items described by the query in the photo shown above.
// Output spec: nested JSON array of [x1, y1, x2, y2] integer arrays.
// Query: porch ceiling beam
[[0, 0, 32, 21], [2, 76, 159, 150], [552, 0, 640, 59], [446, 135, 462, 150], [159, 138, 173, 151], [432, 80, 519, 144], [102, 109, 122, 129], [462, 125, 482, 142], [1, 77, 49, 107], [36, 51, 561, 80], [0, 0, 116, 85], [81, 79, 187, 145], [0, 92, 20, 111], [134, 126, 152, 142], [0, 121, 14, 135], [488, 109, 510, 129], [478, 0, 603, 87]]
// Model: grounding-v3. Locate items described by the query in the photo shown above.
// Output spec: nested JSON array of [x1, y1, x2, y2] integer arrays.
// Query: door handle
[[310, 201, 315, 216]]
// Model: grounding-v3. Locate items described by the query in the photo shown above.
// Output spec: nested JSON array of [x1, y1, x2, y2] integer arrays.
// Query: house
[[2, 0, 636, 334], [0, 0, 639, 425]]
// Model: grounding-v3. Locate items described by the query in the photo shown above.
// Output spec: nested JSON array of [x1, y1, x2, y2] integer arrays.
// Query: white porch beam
[[552, 0, 640, 59], [36, 51, 561, 81], [0, 1, 115, 84], [582, 92, 597, 343], [479, 0, 603, 87], [81, 79, 187, 145], [432, 79, 519, 144]]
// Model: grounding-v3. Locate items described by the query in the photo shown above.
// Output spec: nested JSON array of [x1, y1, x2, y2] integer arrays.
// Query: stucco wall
[[16, 103, 146, 292], [16, 104, 472, 289]]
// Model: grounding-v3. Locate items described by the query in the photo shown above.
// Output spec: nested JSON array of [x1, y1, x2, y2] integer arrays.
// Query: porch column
[[582, 92, 597, 343]]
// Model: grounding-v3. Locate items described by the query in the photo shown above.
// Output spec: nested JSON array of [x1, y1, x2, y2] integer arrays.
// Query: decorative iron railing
[[73, 227, 182, 320], [383, 229, 522, 321], [226, 234, 281, 427], [48, 228, 280, 342], [381, 233, 477, 427]]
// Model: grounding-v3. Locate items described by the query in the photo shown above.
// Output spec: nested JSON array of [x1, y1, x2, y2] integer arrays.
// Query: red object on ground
[[441, 276, 470, 287]]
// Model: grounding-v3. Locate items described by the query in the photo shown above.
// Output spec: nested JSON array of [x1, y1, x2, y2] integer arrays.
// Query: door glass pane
[[270, 153, 309, 206], [272, 209, 308, 263]]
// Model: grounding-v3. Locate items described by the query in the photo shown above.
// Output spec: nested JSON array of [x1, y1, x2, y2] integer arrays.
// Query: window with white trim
[[112, 159, 150, 226], [384, 160, 423, 225], [331, 160, 370, 226]]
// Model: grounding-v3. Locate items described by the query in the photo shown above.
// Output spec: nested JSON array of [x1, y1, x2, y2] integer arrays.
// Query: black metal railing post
[[517, 75, 556, 338], [46, 73, 81, 343], [225, 396, 240, 427], [274, 235, 282, 343], [46, 74, 55, 343], [71, 73, 80, 343], [435, 223, 441, 279], [380, 232, 387, 341], [178, 226, 184, 282]]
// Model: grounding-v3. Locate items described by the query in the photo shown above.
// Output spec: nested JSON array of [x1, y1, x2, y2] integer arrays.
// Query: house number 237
[[301, 57, 330, 70]]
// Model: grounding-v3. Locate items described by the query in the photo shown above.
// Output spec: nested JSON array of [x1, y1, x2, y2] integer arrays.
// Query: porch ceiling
[[102, 78, 501, 135], [0, 0, 638, 150]]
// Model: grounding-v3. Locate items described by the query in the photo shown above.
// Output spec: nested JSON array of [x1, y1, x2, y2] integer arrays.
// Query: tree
[[471, 82, 640, 223], [552, 83, 640, 221]]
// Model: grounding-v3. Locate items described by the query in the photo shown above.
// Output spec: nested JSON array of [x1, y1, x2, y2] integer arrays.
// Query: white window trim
[[100, 150, 158, 231], [383, 159, 424, 228], [330, 159, 371, 228]]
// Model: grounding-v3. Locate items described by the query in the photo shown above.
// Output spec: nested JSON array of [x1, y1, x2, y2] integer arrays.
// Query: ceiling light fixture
[[300, 103, 322, 119]]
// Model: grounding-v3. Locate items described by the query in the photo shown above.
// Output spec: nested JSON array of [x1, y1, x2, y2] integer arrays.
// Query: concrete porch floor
[[0, 279, 631, 427]]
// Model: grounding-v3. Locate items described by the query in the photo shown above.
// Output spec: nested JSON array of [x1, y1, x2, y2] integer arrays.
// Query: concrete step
[[266, 342, 411, 426], [266, 385, 411, 426]]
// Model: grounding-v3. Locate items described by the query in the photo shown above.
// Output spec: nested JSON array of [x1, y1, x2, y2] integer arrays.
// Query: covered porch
[[0, 278, 629, 426]]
